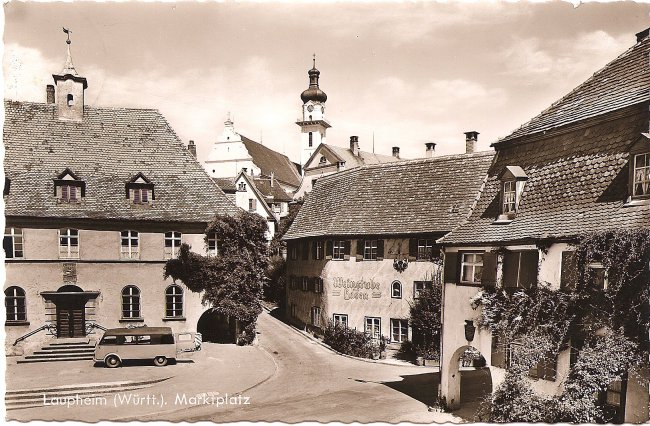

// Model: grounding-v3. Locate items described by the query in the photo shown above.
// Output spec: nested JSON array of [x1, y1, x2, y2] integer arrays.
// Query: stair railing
[[13, 323, 57, 346], [85, 322, 107, 335]]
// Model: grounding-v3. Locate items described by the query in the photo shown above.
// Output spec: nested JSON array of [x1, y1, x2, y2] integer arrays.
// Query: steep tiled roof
[[441, 105, 649, 245], [499, 36, 649, 143], [252, 176, 293, 202], [325, 144, 399, 168], [4, 101, 239, 223], [284, 151, 494, 239], [213, 177, 237, 193], [240, 136, 301, 189]]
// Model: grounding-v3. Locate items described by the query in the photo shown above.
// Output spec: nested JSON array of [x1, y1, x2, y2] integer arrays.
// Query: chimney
[[46, 85, 55, 104], [187, 140, 197, 158], [636, 28, 649, 43], [350, 136, 360, 156], [464, 131, 479, 154], [425, 142, 436, 158], [392, 146, 400, 159]]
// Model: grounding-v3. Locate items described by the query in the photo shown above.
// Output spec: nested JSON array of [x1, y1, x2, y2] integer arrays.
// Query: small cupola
[[496, 166, 528, 222], [52, 28, 87, 122], [300, 55, 328, 104]]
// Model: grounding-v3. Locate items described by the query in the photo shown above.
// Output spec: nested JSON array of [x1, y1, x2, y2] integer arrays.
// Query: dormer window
[[126, 173, 154, 205], [497, 166, 528, 221], [54, 168, 85, 203], [632, 152, 649, 197]]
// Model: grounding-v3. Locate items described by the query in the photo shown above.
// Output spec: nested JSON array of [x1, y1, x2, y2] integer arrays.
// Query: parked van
[[94, 326, 201, 368]]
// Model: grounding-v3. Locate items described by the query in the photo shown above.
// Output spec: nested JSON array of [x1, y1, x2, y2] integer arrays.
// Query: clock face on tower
[[307, 105, 314, 112]]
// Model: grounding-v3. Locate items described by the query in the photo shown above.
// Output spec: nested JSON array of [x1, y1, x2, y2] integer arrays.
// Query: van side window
[[101, 335, 118, 345], [177, 333, 192, 342], [161, 334, 175, 344]]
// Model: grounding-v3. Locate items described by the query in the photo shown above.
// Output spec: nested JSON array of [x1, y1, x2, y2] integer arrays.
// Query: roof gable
[[240, 136, 301, 188]]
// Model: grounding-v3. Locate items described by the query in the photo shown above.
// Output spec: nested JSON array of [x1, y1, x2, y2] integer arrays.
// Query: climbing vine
[[471, 229, 649, 423]]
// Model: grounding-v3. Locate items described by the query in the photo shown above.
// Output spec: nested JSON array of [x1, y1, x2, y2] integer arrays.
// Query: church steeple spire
[[61, 27, 79, 76], [52, 27, 87, 121], [301, 54, 327, 104]]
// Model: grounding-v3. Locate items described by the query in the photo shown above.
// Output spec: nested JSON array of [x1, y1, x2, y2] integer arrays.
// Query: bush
[[323, 322, 379, 359]]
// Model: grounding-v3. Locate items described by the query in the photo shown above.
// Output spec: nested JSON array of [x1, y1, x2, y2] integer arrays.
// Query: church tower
[[52, 28, 87, 122], [296, 55, 330, 171]]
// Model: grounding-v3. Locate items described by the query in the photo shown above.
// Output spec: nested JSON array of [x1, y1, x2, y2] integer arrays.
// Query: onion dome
[[300, 55, 327, 104]]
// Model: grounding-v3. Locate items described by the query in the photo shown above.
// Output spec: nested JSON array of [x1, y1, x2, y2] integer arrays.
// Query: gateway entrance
[[41, 285, 100, 338]]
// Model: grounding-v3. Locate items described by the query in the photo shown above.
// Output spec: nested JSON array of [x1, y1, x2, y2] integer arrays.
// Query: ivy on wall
[[471, 229, 649, 423]]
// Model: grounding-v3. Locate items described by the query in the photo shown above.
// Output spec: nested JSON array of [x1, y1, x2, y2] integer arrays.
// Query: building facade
[[438, 30, 650, 423], [3, 40, 239, 355], [283, 152, 494, 345]]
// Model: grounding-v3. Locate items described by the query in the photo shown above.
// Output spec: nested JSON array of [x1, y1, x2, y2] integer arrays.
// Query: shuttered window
[[503, 251, 539, 289]]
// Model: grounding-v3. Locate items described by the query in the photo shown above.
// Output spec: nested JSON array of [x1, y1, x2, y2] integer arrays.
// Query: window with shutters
[[314, 278, 324, 293], [4, 227, 24, 259], [417, 239, 435, 260], [331, 240, 348, 260], [503, 250, 539, 289], [587, 262, 609, 290], [364, 240, 378, 260], [288, 276, 297, 290], [311, 306, 321, 327], [598, 377, 627, 423], [460, 252, 483, 284], [54, 169, 85, 203], [496, 166, 528, 221], [126, 173, 154, 205], [333, 313, 348, 327], [301, 277, 309, 291], [313, 240, 324, 260]]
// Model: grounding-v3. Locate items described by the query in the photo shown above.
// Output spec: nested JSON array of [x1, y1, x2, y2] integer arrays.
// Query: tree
[[164, 211, 269, 345], [408, 265, 444, 359]]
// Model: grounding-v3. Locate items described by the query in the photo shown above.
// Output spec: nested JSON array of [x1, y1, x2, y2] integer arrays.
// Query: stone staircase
[[17, 339, 96, 364]]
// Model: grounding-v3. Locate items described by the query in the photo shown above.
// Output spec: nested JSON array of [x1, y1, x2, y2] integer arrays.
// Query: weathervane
[[63, 27, 72, 45], [313, 53, 316, 68]]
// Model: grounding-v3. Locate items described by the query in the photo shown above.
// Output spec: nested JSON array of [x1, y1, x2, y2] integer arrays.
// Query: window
[[417, 239, 434, 260], [165, 285, 183, 318], [4, 228, 23, 259], [289, 276, 297, 290], [289, 242, 298, 260], [529, 352, 558, 381], [391, 281, 402, 299], [290, 304, 297, 318], [391, 319, 408, 343], [364, 240, 378, 260], [54, 169, 85, 203], [502, 181, 516, 213], [5, 286, 26, 322], [59, 228, 79, 259], [413, 281, 432, 299], [248, 198, 257, 212], [311, 306, 321, 327], [308, 132, 313, 147], [121, 286, 141, 319], [301, 277, 309, 291], [238, 182, 246, 191], [314, 240, 324, 260], [365, 317, 381, 340], [207, 232, 219, 256], [301, 241, 309, 260], [333, 314, 348, 327], [319, 156, 326, 165], [120, 230, 139, 259], [314, 278, 324, 294], [460, 253, 483, 284], [588, 263, 609, 290], [502, 251, 539, 289], [164, 231, 181, 259], [59, 185, 79, 202], [333, 240, 347, 260], [67, 93, 74, 106], [633, 153, 650, 197], [132, 187, 150, 204]]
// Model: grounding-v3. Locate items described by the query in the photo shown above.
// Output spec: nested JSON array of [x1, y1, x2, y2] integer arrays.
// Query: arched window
[[165, 285, 183, 318], [391, 281, 402, 299], [308, 132, 313, 147], [121, 285, 141, 319], [5, 286, 26, 322], [67, 94, 74, 106]]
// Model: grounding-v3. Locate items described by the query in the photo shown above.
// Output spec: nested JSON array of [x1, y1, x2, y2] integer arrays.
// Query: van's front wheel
[[153, 356, 168, 367], [105, 355, 121, 368]]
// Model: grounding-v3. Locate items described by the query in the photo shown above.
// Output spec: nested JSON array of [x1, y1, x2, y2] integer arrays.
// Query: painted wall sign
[[331, 277, 382, 300], [62, 263, 77, 283]]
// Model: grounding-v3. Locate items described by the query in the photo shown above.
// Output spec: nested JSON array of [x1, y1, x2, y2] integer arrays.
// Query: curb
[[262, 308, 433, 369], [5, 376, 173, 396]]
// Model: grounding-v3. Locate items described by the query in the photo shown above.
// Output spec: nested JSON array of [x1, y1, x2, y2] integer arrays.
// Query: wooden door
[[57, 307, 85, 337]]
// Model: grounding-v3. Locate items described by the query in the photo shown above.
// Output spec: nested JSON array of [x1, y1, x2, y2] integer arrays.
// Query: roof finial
[[61, 27, 78, 76], [63, 27, 71, 44], [313, 53, 316, 69]]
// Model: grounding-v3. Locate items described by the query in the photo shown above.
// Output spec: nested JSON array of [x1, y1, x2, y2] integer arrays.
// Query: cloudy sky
[[4, 2, 649, 164]]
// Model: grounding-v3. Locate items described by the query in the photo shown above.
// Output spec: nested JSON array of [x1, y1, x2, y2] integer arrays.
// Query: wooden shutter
[[444, 252, 460, 283], [502, 252, 520, 288], [301, 241, 309, 260], [344, 240, 351, 260], [560, 251, 577, 291], [481, 252, 498, 287], [376, 239, 384, 261], [356, 239, 365, 260], [409, 238, 418, 261], [326, 240, 333, 259], [519, 250, 539, 289]]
